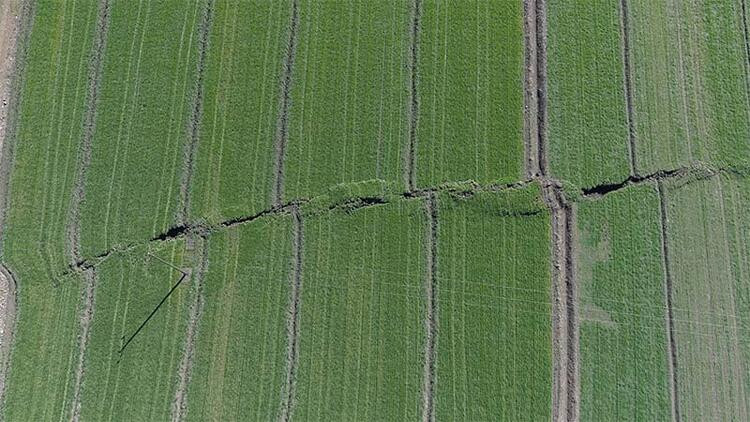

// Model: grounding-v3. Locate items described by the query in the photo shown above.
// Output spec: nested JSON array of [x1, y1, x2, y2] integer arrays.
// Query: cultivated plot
[[546, 0, 631, 187], [434, 186, 551, 420], [663, 174, 750, 421], [283, 0, 410, 201], [628, 0, 750, 173], [189, 0, 291, 224], [80, 0, 204, 257], [417, 0, 524, 187], [577, 185, 671, 420], [2, 274, 82, 421], [77, 240, 194, 421], [3, 0, 98, 275], [2, 2, 98, 419], [293, 200, 425, 420], [186, 218, 293, 421]]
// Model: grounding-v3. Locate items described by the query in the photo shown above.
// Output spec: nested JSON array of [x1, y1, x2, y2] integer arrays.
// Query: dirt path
[[617, 0, 638, 176], [271, 0, 300, 208], [171, 236, 207, 422], [279, 206, 303, 422], [405, 0, 421, 192], [657, 180, 681, 422], [70, 269, 97, 422], [535, 0, 549, 176], [177, 0, 214, 226], [0, 265, 17, 409], [523, 0, 540, 179], [421, 193, 438, 422]]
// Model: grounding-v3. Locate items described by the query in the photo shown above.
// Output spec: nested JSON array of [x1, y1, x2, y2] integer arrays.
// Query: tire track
[[618, 0, 638, 176], [279, 205, 303, 422], [67, 1, 111, 420], [0, 0, 34, 256], [535, 0, 549, 177], [421, 193, 438, 422], [70, 268, 97, 422], [523, 0, 540, 178], [271, 0, 300, 208], [67, 0, 111, 266], [657, 180, 681, 422], [171, 235, 208, 422], [405, 0, 421, 192], [0, 264, 17, 414], [177, 0, 214, 226]]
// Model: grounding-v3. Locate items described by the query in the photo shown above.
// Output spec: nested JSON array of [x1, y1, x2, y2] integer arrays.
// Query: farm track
[[0, 0, 33, 255], [177, 0, 214, 226], [70, 269, 97, 422], [67, 0, 111, 266], [279, 206, 303, 422], [0, 0, 30, 414], [171, 236, 208, 422], [0, 264, 17, 413], [523, 0, 540, 179], [657, 180, 681, 422], [67, 1, 110, 420], [405, 0, 421, 191], [618, 0, 638, 176], [421, 194, 437, 422], [534, 0, 548, 176], [271, 0, 300, 208]]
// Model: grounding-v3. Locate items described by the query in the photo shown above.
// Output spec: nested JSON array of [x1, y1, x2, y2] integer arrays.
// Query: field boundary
[[421, 194, 438, 422], [0, 264, 17, 415], [618, 0, 638, 176], [0, 0, 34, 257], [171, 235, 208, 422], [405, 0, 421, 191], [657, 180, 681, 422], [271, 0, 300, 208], [70, 269, 97, 422], [67, 0, 111, 266], [177, 0, 214, 226], [523, 0, 540, 178], [279, 205, 303, 422]]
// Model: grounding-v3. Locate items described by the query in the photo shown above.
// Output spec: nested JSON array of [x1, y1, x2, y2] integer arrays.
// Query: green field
[[628, 0, 750, 173], [189, 0, 291, 224], [79, 0, 203, 257], [2, 0, 750, 420], [546, 0, 631, 187], [186, 218, 292, 421], [78, 240, 193, 421], [434, 187, 551, 420], [576, 185, 671, 420], [417, 0, 524, 187], [293, 199, 425, 420], [1, 2, 97, 419], [662, 174, 750, 420], [283, 0, 410, 201]]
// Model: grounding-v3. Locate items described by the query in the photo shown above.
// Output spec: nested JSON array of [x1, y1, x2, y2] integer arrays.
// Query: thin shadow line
[[118, 255, 188, 356]]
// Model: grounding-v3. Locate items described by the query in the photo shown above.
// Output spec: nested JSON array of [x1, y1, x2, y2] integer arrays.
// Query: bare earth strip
[[177, 0, 214, 225], [66, 0, 111, 266], [0, 265, 17, 411], [617, 0, 638, 176], [67, 1, 111, 420], [542, 184, 569, 422], [421, 194, 438, 422], [271, 0, 300, 208], [0, 0, 32, 252], [523, 0, 540, 179], [0, 0, 31, 413], [535, 0, 549, 176], [563, 201, 580, 421], [171, 236, 208, 422], [279, 206, 303, 422], [70, 269, 97, 422], [657, 180, 681, 422], [405, 0, 421, 191]]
